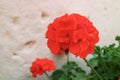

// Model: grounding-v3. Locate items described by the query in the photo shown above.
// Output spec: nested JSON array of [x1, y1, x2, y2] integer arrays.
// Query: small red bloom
[[118, 77, 120, 80], [46, 13, 99, 58], [30, 58, 55, 78]]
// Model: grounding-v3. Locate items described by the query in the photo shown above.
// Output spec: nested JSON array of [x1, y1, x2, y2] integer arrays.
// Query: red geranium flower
[[30, 58, 55, 78], [46, 13, 99, 58]]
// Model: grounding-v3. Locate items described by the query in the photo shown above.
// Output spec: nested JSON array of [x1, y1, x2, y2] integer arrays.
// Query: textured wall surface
[[0, 0, 120, 80]]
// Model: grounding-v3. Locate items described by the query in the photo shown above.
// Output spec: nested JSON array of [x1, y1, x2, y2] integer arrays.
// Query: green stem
[[65, 49, 69, 75], [118, 40, 120, 46], [67, 54, 69, 64], [83, 58, 103, 80], [45, 72, 51, 80], [67, 54, 69, 77]]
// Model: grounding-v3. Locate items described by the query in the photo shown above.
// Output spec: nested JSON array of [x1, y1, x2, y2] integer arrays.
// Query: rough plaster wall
[[0, 0, 120, 80]]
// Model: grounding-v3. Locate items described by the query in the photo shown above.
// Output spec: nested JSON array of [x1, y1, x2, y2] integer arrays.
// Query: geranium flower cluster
[[46, 13, 99, 58], [30, 58, 55, 78], [29, 13, 100, 79]]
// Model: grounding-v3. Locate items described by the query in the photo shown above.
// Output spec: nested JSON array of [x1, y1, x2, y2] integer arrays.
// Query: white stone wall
[[0, 0, 120, 80]]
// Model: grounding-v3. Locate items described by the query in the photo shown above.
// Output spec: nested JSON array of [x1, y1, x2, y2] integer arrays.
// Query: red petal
[[47, 40, 62, 54], [79, 52, 88, 58], [46, 24, 56, 40], [69, 42, 80, 56], [80, 39, 89, 51]]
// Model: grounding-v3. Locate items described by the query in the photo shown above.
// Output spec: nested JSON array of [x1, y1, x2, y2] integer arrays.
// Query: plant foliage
[[51, 36, 120, 80]]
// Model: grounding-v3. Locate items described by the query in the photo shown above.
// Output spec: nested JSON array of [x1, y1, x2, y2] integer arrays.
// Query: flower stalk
[[66, 50, 69, 77], [67, 54, 69, 64], [45, 72, 51, 80], [83, 58, 103, 80]]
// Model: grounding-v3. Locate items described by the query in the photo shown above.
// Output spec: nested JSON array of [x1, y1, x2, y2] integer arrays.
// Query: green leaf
[[75, 67, 86, 74], [72, 72, 87, 80], [58, 74, 68, 80], [51, 69, 64, 80], [92, 46, 101, 56], [89, 58, 98, 67], [115, 35, 120, 41], [109, 44, 115, 48], [95, 46, 101, 53], [62, 61, 78, 70]]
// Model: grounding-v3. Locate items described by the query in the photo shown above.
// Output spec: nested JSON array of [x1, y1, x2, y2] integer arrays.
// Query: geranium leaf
[[51, 69, 64, 80], [115, 35, 120, 41], [71, 72, 87, 80], [75, 67, 86, 74], [58, 74, 68, 80], [62, 61, 78, 70], [89, 58, 98, 67]]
